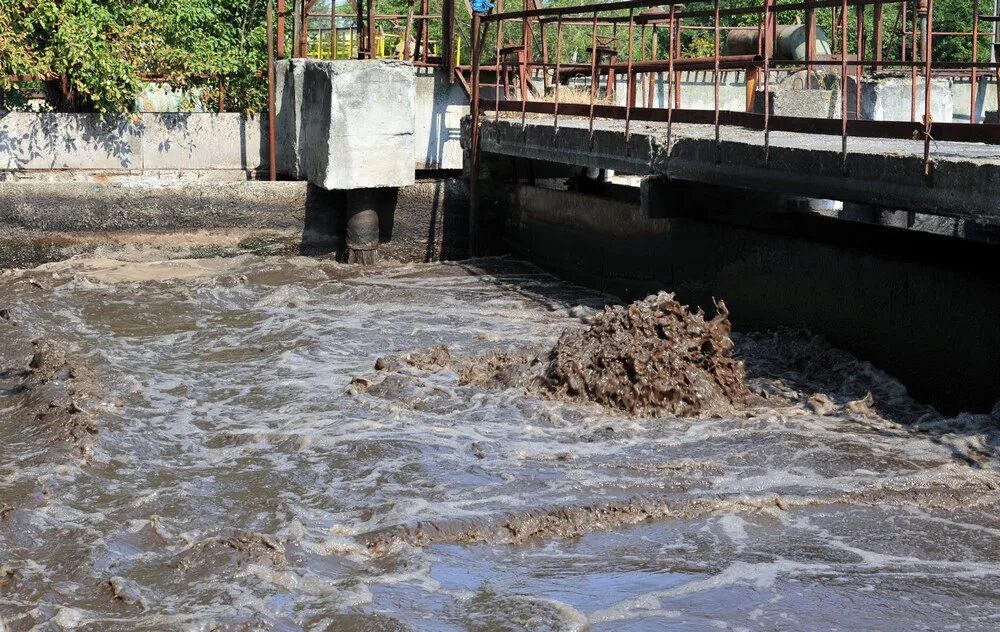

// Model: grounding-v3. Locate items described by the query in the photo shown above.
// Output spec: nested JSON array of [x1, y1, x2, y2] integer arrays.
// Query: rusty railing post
[[923, 0, 935, 177], [972, 0, 980, 123], [554, 15, 563, 135], [841, 0, 849, 174], [268, 0, 278, 182], [625, 7, 635, 145], [278, 0, 287, 58], [713, 0, 721, 163], [469, 10, 483, 258], [588, 9, 599, 141]]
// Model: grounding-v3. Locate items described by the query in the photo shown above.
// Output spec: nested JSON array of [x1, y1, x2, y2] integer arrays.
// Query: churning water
[[1, 256, 998, 631]]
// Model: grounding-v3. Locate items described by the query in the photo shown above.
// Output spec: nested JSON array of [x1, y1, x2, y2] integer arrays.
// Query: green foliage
[[1, 0, 268, 112]]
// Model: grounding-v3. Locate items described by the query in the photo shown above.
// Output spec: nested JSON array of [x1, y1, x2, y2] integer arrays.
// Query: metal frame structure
[[464, 0, 1000, 255], [467, 1, 1000, 167]]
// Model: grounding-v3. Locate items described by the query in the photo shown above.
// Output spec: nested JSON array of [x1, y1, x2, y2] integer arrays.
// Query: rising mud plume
[[540, 292, 749, 417], [372, 292, 750, 418]]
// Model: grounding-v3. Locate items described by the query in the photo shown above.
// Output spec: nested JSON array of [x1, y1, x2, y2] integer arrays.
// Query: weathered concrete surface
[[276, 59, 308, 179], [754, 86, 840, 118], [495, 182, 1000, 413], [300, 60, 415, 190], [472, 117, 1000, 222], [861, 76, 953, 123], [0, 178, 465, 267], [0, 112, 268, 176], [414, 68, 467, 170]]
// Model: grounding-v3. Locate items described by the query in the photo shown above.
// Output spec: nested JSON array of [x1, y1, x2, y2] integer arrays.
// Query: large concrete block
[[754, 86, 841, 118], [301, 60, 415, 190], [861, 76, 952, 122]]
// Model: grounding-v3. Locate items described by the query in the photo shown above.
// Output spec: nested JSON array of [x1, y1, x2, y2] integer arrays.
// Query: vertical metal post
[[806, 8, 816, 89], [469, 11, 482, 258], [588, 10, 599, 140], [331, 0, 338, 60], [673, 17, 682, 109], [368, 0, 377, 59], [972, 0, 980, 123], [293, 0, 303, 57], [762, 0, 773, 166], [841, 0, 849, 173], [856, 3, 864, 119], [625, 8, 635, 144], [520, 14, 528, 128], [911, 1, 918, 121], [667, 5, 676, 154], [268, 0, 278, 182], [923, 0, 934, 176], [356, 0, 365, 58], [495, 17, 502, 120], [647, 28, 657, 108], [713, 0, 721, 163], [871, 1, 883, 73], [443, 0, 456, 81], [218, 77, 226, 113], [554, 16, 563, 134], [278, 0, 287, 58]]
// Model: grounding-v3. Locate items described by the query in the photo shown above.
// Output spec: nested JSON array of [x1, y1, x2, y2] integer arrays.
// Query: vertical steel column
[[841, 0, 849, 173], [588, 10, 599, 140], [972, 0, 980, 123], [625, 8, 635, 144], [278, 0, 287, 58], [267, 0, 278, 182], [856, 3, 865, 119], [762, 0, 773, 166], [368, 0, 377, 59], [871, 2, 884, 72], [713, 0, 721, 163], [469, 11, 483, 258], [806, 8, 816, 89], [923, 0, 934, 176], [666, 5, 676, 154], [331, 0, 338, 59], [554, 15, 563, 135]]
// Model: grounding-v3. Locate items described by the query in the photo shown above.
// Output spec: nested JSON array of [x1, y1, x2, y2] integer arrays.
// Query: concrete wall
[[0, 177, 468, 267], [492, 182, 1000, 413], [414, 68, 468, 170], [0, 112, 268, 177]]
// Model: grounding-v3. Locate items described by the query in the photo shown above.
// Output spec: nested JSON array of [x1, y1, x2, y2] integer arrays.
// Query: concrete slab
[[300, 59, 415, 190], [473, 116, 1000, 222]]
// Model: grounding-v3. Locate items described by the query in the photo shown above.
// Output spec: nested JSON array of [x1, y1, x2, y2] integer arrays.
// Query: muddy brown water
[[1, 256, 999, 631]]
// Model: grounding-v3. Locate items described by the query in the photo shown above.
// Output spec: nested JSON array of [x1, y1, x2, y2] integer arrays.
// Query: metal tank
[[724, 24, 832, 62]]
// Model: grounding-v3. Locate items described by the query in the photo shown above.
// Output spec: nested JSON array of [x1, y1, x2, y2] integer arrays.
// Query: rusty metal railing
[[467, 0, 1000, 196]]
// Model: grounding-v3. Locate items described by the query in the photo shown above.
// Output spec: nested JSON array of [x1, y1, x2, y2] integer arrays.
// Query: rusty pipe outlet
[[345, 188, 382, 266]]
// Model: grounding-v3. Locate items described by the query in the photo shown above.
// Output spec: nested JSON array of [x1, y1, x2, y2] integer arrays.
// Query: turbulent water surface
[[1, 256, 998, 631]]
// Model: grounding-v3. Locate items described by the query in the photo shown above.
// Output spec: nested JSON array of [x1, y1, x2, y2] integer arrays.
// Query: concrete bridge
[[473, 115, 1000, 223]]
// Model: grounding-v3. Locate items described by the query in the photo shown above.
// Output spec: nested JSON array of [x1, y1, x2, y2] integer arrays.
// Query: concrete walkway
[[476, 116, 1000, 221]]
